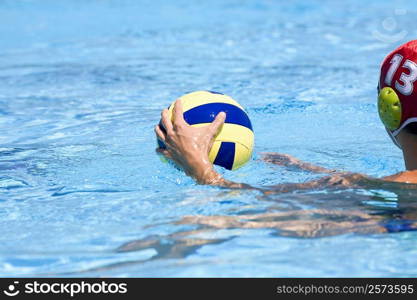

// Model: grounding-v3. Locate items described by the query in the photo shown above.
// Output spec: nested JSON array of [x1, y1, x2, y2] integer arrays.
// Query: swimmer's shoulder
[[382, 170, 417, 184]]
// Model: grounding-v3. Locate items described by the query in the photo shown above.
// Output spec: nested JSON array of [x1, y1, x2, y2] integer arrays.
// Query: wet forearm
[[293, 160, 336, 174], [262, 153, 336, 174], [190, 163, 253, 189]]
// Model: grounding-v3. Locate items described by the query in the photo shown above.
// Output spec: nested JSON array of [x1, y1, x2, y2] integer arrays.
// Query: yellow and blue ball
[[158, 90, 254, 170]]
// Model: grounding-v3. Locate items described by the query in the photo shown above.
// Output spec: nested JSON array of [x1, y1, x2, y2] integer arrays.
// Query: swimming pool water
[[1, 0, 417, 277]]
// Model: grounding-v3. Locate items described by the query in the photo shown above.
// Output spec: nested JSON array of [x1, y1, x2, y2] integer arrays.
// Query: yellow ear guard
[[378, 87, 402, 131]]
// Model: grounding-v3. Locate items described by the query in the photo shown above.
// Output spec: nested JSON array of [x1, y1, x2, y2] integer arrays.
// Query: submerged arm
[[262, 152, 338, 174]]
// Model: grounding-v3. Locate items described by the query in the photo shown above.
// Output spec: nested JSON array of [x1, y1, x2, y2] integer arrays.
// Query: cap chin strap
[[386, 127, 402, 149], [392, 117, 417, 136], [388, 118, 417, 149]]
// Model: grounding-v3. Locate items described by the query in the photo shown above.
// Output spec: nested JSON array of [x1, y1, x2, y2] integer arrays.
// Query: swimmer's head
[[378, 40, 417, 148]]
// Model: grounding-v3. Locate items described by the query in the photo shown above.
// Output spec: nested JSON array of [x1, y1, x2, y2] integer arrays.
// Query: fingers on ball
[[155, 125, 166, 142], [161, 109, 173, 133], [210, 111, 226, 135], [173, 99, 186, 126], [156, 148, 172, 159]]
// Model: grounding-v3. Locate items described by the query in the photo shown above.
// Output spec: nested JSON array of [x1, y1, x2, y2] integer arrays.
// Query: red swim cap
[[378, 40, 417, 147]]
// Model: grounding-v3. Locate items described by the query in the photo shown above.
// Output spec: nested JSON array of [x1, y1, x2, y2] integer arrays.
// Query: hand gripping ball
[[158, 91, 254, 170]]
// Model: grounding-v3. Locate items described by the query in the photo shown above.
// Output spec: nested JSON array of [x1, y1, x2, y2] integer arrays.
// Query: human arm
[[261, 152, 338, 174], [154, 100, 369, 191], [155, 99, 253, 189], [382, 171, 417, 184]]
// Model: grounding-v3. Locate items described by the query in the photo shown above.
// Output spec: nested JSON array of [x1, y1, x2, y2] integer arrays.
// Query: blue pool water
[[1, 0, 417, 277]]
